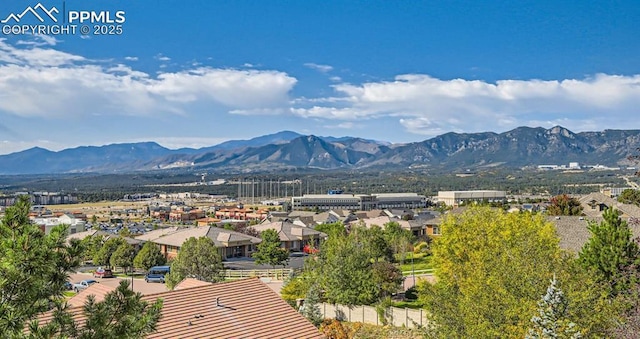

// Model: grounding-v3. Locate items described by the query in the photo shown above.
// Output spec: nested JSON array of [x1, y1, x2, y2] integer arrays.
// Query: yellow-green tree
[[420, 206, 615, 338]]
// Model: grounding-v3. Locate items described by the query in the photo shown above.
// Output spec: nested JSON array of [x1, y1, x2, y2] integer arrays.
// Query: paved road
[[403, 274, 435, 290], [69, 272, 168, 295]]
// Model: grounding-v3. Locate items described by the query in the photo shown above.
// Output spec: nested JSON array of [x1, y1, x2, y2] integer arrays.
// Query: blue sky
[[1, 0, 639, 154]]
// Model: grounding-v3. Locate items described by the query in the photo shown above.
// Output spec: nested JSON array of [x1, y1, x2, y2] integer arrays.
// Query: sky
[[0, 0, 639, 155]]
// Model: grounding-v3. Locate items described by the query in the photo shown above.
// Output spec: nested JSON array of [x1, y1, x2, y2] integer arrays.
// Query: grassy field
[[46, 201, 148, 210], [398, 252, 433, 272]]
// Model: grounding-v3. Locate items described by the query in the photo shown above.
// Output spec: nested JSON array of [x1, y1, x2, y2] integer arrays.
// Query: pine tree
[[526, 276, 582, 339], [579, 208, 639, 295], [300, 284, 323, 327]]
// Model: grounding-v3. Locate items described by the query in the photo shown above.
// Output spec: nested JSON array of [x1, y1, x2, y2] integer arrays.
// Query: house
[[195, 217, 221, 226], [349, 215, 425, 236], [578, 192, 640, 219], [38, 278, 324, 338], [251, 221, 327, 252], [214, 207, 268, 221], [66, 230, 143, 250], [551, 209, 640, 253], [169, 209, 206, 222], [135, 226, 261, 260]]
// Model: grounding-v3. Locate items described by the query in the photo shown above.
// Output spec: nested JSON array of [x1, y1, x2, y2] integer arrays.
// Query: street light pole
[[411, 251, 416, 287]]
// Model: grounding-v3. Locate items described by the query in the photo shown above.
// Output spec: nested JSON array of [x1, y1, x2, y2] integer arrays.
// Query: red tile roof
[[173, 278, 212, 290], [67, 283, 116, 307], [39, 278, 324, 339]]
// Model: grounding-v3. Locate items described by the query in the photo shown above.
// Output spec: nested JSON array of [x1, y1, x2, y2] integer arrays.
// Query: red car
[[93, 267, 114, 278], [303, 244, 319, 254]]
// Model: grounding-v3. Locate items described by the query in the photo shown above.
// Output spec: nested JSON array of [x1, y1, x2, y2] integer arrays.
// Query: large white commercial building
[[31, 214, 85, 234], [291, 193, 427, 211], [437, 190, 507, 207]]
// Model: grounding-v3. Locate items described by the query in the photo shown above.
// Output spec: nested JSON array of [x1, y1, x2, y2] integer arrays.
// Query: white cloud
[[155, 54, 171, 61], [292, 73, 640, 137], [323, 122, 360, 129], [0, 38, 83, 66], [0, 41, 297, 118], [304, 62, 333, 73], [16, 35, 59, 46], [124, 56, 138, 61]]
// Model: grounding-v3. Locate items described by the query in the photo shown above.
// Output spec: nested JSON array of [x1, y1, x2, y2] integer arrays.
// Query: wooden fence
[[224, 268, 293, 281]]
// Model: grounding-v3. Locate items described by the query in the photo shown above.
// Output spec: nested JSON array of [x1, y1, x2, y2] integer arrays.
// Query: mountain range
[[2, 126, 640, 174]]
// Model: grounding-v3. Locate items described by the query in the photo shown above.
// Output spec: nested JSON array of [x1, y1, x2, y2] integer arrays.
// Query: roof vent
[[216, 297, 221, 307]]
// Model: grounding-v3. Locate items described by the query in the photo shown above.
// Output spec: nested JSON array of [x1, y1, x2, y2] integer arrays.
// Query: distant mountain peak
[[3, 126, 640, 174]]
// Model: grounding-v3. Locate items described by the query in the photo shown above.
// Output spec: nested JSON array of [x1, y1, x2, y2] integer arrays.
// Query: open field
[[46, 201, 148, 210]]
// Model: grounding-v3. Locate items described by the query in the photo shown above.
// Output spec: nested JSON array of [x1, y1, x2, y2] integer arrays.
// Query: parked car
[[93, 267, 113, 278], [64, 281, 73, 290], [145, 266, 170, 283], [73, 279, 98, 292]]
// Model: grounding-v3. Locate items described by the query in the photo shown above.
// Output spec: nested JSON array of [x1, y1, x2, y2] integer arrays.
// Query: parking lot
[[223, 252, 307, 271], [69, 272, 168, 295]]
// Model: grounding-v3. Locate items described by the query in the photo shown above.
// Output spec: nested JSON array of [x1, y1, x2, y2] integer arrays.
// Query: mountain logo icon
[[1, 3, 59, 24]]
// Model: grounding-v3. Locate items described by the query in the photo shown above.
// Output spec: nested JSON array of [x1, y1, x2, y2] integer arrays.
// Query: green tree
[[93, 237, 127, 268], [253, 229, 290, 268], [526, 276, 582, 339], [80, 234, 106, 262], [371, 261, 404, 299], [618, 189, 640, 206], [110, 243, 137, 273], [0, 196, 83, 335], [383, 221, 414, 263], [310, 233, 378, 306], [578, 208, 640, 296], [118, 227, 132, 237], [280, 274, 312, 308], [134, 242, 166, 271], [30, 280, 163, 338], [355, 225, 393, 263], [165, 237, 224, 289], [314, 222, 346, 237], [546, 194, 583, 216], [0, 196, 163, 338], [300, 284, 323, 327], [419, 206, 612, 337]]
